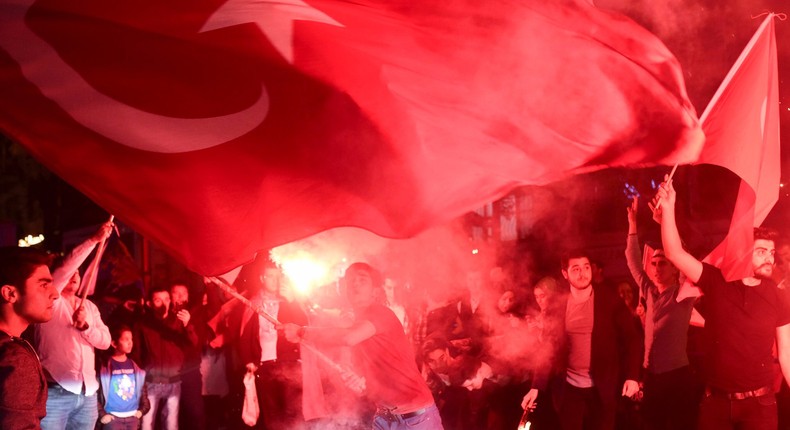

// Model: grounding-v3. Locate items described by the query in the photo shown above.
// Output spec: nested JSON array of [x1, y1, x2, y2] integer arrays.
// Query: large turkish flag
[[0, 0, 703, 275]]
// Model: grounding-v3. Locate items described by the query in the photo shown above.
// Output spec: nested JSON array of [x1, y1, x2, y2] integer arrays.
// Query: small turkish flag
[[677, 14, 780, 304], [698, 14, 780, 282]]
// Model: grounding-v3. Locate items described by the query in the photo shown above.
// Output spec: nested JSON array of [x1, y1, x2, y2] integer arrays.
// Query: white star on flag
[[201, 0, 343, 64]]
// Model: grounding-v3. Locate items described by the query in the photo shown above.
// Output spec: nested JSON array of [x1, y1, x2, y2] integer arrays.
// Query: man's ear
[[561, 270, 569, 281], [0, 284, 19, 303]]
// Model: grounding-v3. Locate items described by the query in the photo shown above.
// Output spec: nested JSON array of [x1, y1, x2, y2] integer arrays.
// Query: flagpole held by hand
[[76, 215, 114, 312], [648, 164, 679, 218]]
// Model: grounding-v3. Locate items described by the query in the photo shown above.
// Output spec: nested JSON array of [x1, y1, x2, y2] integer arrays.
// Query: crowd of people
[[0, 179, 790, 430]]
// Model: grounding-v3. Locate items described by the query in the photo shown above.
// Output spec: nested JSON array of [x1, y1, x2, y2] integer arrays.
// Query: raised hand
[[627, 196, 638, 233], [648, 174, 676, 224], [91, 220, 114, 243]]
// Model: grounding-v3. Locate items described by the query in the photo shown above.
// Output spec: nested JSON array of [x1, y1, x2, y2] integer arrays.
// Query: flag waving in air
[[697, 14, 780, 282], [0, 0, 703, 275], [674, 14, 780, 305]]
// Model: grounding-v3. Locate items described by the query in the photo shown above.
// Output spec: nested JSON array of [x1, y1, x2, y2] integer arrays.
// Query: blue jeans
[[372, 404, 444, 430], [142, 382, 181, 430], [40, 385, 99, 430], [103, 416, 140, 430]]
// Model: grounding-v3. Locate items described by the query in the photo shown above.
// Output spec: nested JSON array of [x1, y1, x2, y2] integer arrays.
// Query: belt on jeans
[[47, 381, 87, 395], [377, 406, 430, 420], [707, 386, 772, 400], [400, 407, 429, 419]]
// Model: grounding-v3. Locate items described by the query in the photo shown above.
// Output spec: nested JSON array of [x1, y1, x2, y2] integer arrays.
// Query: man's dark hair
[[110, 324, 133, 342], [647, 238, 693, 254], [754, 227, 779, 244], [645, 240, 664, 253], [560, 249, 590, 270], [147, 284, 170, 300], [344, 262, 383, 288], [169, 280, 190, 289], [421, 335, 450, 361], [0, 247, 51, 293], [233, 255, 279, 295], [261, 259, 280, 271]]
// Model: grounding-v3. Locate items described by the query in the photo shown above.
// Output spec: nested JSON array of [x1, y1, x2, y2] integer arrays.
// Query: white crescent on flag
[[0, 0, 269, 153]]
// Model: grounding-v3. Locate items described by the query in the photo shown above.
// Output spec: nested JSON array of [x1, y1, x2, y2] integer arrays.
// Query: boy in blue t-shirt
[[98, 325, 150, 429]]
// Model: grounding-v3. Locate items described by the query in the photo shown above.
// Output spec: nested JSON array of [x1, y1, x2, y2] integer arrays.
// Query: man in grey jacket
[[625, 196, 698, 430]]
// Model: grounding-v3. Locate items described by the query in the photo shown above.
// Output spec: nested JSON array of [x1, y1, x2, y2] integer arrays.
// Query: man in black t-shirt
[[653, 179, 790, 430]]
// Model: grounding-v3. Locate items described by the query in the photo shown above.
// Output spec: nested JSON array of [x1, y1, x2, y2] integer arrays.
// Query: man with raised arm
[[653, 178, 790, 430], [625, 196, 697, 430], [35, 222, 113, 430]]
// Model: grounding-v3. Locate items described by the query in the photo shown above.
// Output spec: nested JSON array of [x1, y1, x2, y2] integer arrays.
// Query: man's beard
[[754, 264, 773, 279], [572, 278, 591, 289]]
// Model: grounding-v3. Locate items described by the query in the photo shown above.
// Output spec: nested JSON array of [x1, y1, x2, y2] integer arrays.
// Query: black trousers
[[558, 382, 615, 430], [179, 368, 206, 430], [642, 365, 699, 430], [254, 360, 304, 430]]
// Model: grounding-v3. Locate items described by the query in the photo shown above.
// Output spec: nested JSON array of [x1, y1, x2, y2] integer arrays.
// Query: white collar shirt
[[34, 296, 111, 395]]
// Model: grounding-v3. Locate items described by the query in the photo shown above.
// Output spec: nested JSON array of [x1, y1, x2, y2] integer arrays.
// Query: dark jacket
[[180, 302, 211, 373], [457, 296, 492, 340], [97, 356, 151, 418], [132, 309, 198, 383], [553, 286, 641, 409], [0, 332, 47, 430], [226, 297, 307, 369]]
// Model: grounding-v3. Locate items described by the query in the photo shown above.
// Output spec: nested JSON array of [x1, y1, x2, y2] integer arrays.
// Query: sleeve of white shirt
[[52, 238, 98, 293], [79, 301, 111, 350]]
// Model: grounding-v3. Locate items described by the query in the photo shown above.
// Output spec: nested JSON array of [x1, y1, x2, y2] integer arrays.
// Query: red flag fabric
[[0, 0, 703, 275], [697, 14, 780, 282], [76, 235, 108, 299]]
